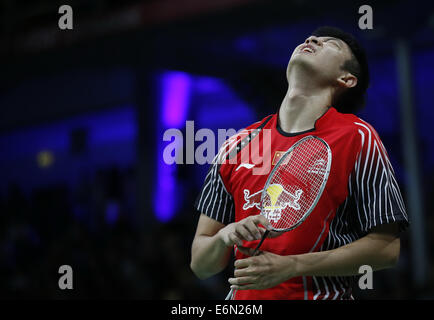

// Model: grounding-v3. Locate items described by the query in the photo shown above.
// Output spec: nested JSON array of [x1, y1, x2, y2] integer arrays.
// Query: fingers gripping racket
[[225, 135, 332, 300]]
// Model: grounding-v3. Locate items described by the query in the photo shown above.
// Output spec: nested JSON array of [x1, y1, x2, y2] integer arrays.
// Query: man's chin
[[290, 52, 317, 64], [287, 56, 318, 75]]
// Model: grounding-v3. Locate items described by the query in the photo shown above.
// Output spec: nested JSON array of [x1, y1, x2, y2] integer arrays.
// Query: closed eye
[[326, 39, 341, 49]]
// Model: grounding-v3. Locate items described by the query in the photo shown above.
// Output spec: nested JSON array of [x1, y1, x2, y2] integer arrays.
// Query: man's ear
[[337, 73, 358, 89]]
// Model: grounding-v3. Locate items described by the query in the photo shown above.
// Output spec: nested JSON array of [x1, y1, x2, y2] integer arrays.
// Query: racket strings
[[264, 138, 330, 231]]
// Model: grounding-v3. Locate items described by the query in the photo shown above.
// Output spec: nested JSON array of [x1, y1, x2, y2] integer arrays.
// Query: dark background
[[1, 0, 433, 299]]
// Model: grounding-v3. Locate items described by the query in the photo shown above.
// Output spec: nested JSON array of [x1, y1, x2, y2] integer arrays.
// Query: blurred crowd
[[0, 166, 231, 299]]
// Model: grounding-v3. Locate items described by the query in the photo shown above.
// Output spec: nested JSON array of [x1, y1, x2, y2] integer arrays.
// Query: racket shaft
[[253, 230, 269, 255]]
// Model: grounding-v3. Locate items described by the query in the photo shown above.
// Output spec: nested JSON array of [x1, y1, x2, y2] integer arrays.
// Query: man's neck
[[278, 81, 333, 134]]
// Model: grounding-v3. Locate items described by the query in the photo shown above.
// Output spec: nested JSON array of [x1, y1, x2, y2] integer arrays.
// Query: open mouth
[[300, 45, 315, 54]]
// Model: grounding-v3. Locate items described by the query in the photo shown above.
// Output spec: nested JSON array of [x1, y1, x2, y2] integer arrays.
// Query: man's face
[[287, 35, 354, 83]]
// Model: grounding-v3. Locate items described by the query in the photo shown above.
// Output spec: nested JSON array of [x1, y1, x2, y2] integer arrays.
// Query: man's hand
[[228, 246, 295, 290], [227, 222, 401, 289], [191, 214, 282, 280], [218, 215, 273, 247]]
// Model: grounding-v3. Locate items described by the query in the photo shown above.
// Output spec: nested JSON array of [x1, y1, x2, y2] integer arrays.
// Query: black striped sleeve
[[194, 161, 235, 225], [351, 122, 409, 233]]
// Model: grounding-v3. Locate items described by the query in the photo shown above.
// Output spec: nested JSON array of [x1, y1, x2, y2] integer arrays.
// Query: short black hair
[[312, 26, 370, 114]]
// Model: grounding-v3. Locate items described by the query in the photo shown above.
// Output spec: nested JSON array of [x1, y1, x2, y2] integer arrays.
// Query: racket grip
[[225, 230, 270, 300], [225, 287, 234, 300], [253, 230, 269, 256]]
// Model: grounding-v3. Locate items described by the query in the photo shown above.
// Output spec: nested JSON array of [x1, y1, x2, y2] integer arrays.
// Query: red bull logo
[[243, 184, 303, 223]]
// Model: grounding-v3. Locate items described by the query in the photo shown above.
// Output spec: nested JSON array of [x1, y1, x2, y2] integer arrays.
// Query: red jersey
[[195, 107, 408, 300]]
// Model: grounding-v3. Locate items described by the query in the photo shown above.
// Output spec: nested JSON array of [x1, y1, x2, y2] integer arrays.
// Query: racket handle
[[225, 287, 234, 300], [253, 230, 269, 256], [224, 230, 269, 300]]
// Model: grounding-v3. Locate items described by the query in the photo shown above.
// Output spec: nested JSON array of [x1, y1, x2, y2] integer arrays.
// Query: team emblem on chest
[[243, 184, 303, 223]]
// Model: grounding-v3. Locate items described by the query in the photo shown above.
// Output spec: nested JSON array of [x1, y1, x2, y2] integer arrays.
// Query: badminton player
[[190, 26, 409, 300]]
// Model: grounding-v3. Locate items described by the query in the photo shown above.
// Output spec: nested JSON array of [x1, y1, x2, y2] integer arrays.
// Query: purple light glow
[[154, 160, 177, 223], [154, 71, 191, 222], [161, 72, 191, 128]]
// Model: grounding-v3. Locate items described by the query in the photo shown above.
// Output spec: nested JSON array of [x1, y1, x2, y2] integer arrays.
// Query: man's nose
[[305, 36, 321, 46]]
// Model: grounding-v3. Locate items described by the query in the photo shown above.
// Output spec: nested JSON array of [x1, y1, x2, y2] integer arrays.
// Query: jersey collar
[[276, 106, 336, 137]]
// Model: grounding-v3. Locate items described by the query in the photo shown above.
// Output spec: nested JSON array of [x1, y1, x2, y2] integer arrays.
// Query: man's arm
[[291, 222, 400, 277], [190, 213, 272, 280], [228, 223, 400, 290], [190, 214, 231, 280]]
